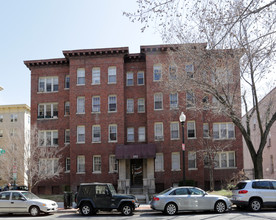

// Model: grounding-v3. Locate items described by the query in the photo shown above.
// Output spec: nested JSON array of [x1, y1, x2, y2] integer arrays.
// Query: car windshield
[[21, 192, 40, 200], [108, 184, 117, 195]]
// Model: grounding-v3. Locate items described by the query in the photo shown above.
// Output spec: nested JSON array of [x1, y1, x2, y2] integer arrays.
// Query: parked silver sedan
[[150, 186, 231, 215], [0, 190, 58, 216]]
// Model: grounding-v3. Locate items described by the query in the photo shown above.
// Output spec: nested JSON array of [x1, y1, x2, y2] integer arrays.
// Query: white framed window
[[203, 123, 209, 138], [214, 151, 236, 168], [185, 64, 194, 78], [77, 155, 85, 173], [108, 95, 117, 112], [170, 122, 179, 140], [77, 97, 85, 114], [154, 122, 163, 141], [213, 123, 235, 139], [187, 121, 196, 138], [92, 67, 100, 85], [65, 157, 70, 172], [10, 128, 16, 137], [137, 71, 144, 85], [39, 158, 58, 175], [38, 130, 58, 146], [127, 127, 134, 142], [153, 64, 162, 81], [93, 155, 101, 173], [169, 65, 177, 79], [188, 152, 197, 169], [65, 129, 70, 144], [0, 115, 3, 122], [92, 125, 101, 143], [154, 93, 163, 110], [64, 101, 70, 116], [138, 98, 145, 113], [127, 99, 134, 113], [109, 155, 118, 173], [109, 124, 117, 142], [126, 72, 134, 86], [155, 153, 164, 171], [92, 96, 100, 113], [38, 103, 58, 119], [138, 127, 146, 142], [186, 91, 195, 108], [38, 77, 58, 92], [77, 126, 85, 143], [65, 75, 70, 89], [77, 68, 85, 85], [108, 66, 116, 84], [170, 93, 178, 109], [172, 152, 180, 171], [0, 129, 3, 138], [10, 114, 18, 122]]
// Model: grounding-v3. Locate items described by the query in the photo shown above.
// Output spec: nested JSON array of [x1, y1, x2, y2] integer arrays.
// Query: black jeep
[[75, 182, 139, 216]]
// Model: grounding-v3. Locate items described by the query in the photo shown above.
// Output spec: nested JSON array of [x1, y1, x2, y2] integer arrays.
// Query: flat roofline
[[63, 47, 129, 57], [24, 58, 68, 70], [0, 104, 30, 111]]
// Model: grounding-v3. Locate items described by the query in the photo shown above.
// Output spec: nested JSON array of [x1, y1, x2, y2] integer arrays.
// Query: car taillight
[[153, 196, 160, 201], [238, 190, 248, 194]]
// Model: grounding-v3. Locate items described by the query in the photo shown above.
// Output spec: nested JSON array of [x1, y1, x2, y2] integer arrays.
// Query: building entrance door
[[130, 159, 143, 186]]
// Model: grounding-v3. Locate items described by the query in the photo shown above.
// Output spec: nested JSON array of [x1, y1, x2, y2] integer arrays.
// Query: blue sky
[[0, 0, 162, 106]]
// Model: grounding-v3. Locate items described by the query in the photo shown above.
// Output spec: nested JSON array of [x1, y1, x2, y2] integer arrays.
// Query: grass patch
[[38, 194, 64, 202], [207, 189, 232, 198]]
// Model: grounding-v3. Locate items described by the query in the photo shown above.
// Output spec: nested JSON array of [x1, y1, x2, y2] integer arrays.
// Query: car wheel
[[249, 198, 262, 212], [80, 202, 93, 216], [121, 204, 133, 216], [165, 203, 178, 215], [29, 206, 40, 217], [215, 201, 226, 213]]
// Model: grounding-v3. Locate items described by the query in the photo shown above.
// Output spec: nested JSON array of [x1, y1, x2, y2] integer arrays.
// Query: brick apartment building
[[24, 44, 243, 195]]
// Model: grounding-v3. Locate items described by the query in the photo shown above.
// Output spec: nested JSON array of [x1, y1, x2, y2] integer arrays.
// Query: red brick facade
[[25, 44, 243, 194]]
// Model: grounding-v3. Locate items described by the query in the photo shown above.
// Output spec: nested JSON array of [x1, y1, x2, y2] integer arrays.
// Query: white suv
[[231, 179, 276, 211]]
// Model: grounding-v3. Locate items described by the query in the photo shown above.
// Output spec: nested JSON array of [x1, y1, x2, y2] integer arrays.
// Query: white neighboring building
[[242, 87, 276, 179], [0, 104, 30, 186]]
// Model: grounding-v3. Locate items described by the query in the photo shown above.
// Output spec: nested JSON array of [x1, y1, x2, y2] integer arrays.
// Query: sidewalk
[[57, 202, 152, 213]]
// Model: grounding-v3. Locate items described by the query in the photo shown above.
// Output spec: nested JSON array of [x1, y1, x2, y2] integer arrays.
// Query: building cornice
[[0, 104, 30, 112], [24, 58, 68, 70]]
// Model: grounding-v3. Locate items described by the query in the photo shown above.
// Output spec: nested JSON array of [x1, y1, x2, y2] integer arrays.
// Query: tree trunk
[[253, 153, 263, 179], [209, 166, 214, 191]]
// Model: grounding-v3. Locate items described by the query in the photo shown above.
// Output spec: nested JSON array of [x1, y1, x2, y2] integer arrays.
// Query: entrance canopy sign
[[0, 148, 5, 155]]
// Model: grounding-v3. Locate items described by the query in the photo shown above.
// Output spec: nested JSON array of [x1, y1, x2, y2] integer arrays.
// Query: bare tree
[[124, 0, 276, 179]]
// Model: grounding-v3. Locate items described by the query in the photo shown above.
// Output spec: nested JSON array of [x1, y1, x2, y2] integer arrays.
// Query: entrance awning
[[115, 144, 156, 159]]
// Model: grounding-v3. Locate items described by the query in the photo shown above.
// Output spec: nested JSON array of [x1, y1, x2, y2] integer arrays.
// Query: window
[[0, 192, 10, 200], [38, 130, 58, 146], [203, 123, 209, 138], [92, 125, 101, 143], [154, 122, 163, 141], [137, 71, 144, 85], [153, 64, 162, 81], [39, 158, 58, 175], [92, 67, 100, 85], [38, 77, 59, 92], [170, 93, 178, 109], [108, 95, 117, 112], [77, 155, 85, 173], [170, 122, 179, 140], [92, 96, 100, 113], [77, 126, 85, 143], [138, 127, 146, 142], [187, 121, 196, 138], [202, 96, 209, 109], [214, 151, 235, 168], [185, 64, 194, 78], [65, 75, 70, 89], [126, 99, 134, 113], [64, 101, 70, 116], [155, 153, 164, 171], [93, 155, 101, 173], [38, 103, 58, 119], [126, 72, 134, 86], [188, 152, 197, 169], [169, 65, 177, 79], [138, 98, 145, 113], [12, 192, 24, 200], [172, 152, 180, 171], [213, 123, 235, 139], [10, 128, 16, 137], [65, 129, 70, 144], [127, 127, 134, 142], [109, 124, 117, 142], [154, 93, 163, 110], [109, 155, 118, 173], [186, 91, 195, 108], [65, 158, 70, 172], [10, 114, 18, 122], [77, 68, 85, 85], [0, 129, 3, 138], [0, 115, 3, 122], [77, 97, 85, 114], [108, 66, 116, 84]]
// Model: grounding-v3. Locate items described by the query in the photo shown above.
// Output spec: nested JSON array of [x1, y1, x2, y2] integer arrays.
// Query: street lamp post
[[179, 112, 186, 185]]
